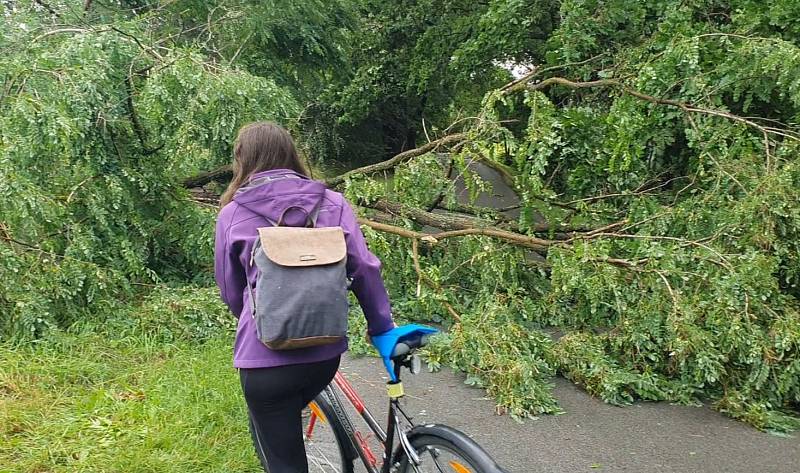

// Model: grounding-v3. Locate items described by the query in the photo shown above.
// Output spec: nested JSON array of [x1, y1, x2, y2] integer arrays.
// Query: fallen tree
[[6, 1, 799, 434], [180, 38, 800, 430]]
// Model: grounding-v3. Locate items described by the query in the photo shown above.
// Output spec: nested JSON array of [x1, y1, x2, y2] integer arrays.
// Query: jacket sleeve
[[340, 199, 396, 336], [214, 208, 247, 318]]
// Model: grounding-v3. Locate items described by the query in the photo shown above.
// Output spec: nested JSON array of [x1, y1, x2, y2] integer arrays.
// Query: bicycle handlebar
[[371, 324, 438, 382], [390, 333, 431, 358]]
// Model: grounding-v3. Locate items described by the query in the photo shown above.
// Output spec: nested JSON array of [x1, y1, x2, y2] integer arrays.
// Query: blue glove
[[370, 324, 438, 382]]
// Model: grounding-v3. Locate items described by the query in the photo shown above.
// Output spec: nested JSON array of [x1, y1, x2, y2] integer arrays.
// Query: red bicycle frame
[[307, 369, 409, 473]]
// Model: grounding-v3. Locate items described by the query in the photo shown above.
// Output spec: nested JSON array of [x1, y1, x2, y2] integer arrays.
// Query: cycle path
[[339, 354, 799, 473]]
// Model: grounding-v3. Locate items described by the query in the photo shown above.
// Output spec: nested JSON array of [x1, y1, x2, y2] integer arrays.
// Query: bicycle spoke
[[306, 441, 341, 472], [306, 450, 327, 471], [307, 452, 335, 472], [306, 440, 343, 472]]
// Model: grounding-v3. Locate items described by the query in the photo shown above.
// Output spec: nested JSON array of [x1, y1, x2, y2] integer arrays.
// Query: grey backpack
[[247, 206, 349, 350]]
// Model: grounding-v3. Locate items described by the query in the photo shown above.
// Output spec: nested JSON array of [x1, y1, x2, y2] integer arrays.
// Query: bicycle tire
[[393, 424, 508, 473], [304, 389, 356, 473], [247, 390, 355, 473]]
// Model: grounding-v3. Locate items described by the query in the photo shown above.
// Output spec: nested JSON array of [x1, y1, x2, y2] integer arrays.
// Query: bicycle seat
[[371, 324, 438, 382]]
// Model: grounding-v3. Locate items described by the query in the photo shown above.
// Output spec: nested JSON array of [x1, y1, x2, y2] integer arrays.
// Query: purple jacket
[[214, 169, 395, 368]]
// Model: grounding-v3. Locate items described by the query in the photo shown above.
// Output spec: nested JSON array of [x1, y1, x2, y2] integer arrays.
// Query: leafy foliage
[[0, 4, 296, 337], [2, 0, 800, 434], [434, 300, 561, 418], [335, 0, 800, 431], [302, 0, 559, 164], [103, 286, 235, 343]]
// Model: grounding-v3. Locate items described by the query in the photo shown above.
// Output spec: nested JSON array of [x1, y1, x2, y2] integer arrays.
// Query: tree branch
[[110, 26, 164, 62], [31, 28, 89, 43], [182, 165, 233, 188], [324, 133, 466, 188], [124, 69, 163, 155], [503, 76, 800, 148], [498, 53, 608, 94], [411, 238, 462, 322], [182, 133, 466, 189], [363, 200, 555, 251], [569, 231, 732, 270], [358, 217, 549, 252]]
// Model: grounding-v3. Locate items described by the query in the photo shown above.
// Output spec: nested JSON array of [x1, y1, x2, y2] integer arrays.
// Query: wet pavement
[[339, 354, 800, 473]]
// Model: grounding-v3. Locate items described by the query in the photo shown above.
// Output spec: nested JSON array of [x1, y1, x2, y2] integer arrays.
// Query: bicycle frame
[[309, 370, 420, 473]]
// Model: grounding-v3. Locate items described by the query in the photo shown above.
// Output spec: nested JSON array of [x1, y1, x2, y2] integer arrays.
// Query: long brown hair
[[220, 122, 308, 207]]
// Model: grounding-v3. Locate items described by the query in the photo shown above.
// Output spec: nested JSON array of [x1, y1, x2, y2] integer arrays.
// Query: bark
[[434, 202, 597, 234], [324, 133, 466, 188], [357, 216, 551, 252], [181, 133, 465, 189], [363, 199, 556, 251], [182, 165, 233, 188], [183, 175, 602, 250]]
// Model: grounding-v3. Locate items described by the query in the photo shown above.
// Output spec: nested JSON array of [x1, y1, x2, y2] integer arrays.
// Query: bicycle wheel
[[394, 424, 507, 473], [303, 391, 355, 473], [248, 391, 355, 473]]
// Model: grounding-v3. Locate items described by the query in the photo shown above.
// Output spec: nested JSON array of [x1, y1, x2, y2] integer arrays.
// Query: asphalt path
[[340, 354, 800, 473]]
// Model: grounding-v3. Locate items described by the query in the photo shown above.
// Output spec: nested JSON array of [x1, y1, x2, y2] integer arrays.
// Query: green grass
[[0, 332, 262, 472]]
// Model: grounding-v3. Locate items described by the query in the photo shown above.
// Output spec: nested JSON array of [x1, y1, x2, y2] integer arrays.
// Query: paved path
[[339, 354, 800, 473]]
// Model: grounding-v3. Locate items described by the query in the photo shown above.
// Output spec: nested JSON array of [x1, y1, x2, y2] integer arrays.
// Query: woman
[[214, 122, 396, 472]]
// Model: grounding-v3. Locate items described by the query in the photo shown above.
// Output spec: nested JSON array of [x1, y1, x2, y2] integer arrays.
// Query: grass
[[0, 332, 262, 473]]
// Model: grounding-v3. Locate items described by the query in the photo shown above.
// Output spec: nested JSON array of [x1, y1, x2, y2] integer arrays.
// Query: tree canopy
[[2, 0, 799, 432]]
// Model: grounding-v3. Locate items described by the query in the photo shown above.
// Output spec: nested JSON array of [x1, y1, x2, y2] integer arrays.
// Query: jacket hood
[[233, 169, 327, 227]]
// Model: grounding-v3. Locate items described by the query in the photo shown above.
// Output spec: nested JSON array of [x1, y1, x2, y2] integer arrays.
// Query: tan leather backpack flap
[[257, 226, 346, 267]]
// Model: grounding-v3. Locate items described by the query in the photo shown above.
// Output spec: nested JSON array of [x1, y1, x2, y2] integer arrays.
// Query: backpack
[[247, 204, 349, 350]]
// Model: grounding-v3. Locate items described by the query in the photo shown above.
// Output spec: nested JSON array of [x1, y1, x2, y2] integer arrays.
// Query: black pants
[[240, 356, 341, 473]]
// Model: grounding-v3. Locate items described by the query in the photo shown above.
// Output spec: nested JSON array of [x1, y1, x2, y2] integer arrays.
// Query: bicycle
[[250, 324, 509, 473]]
